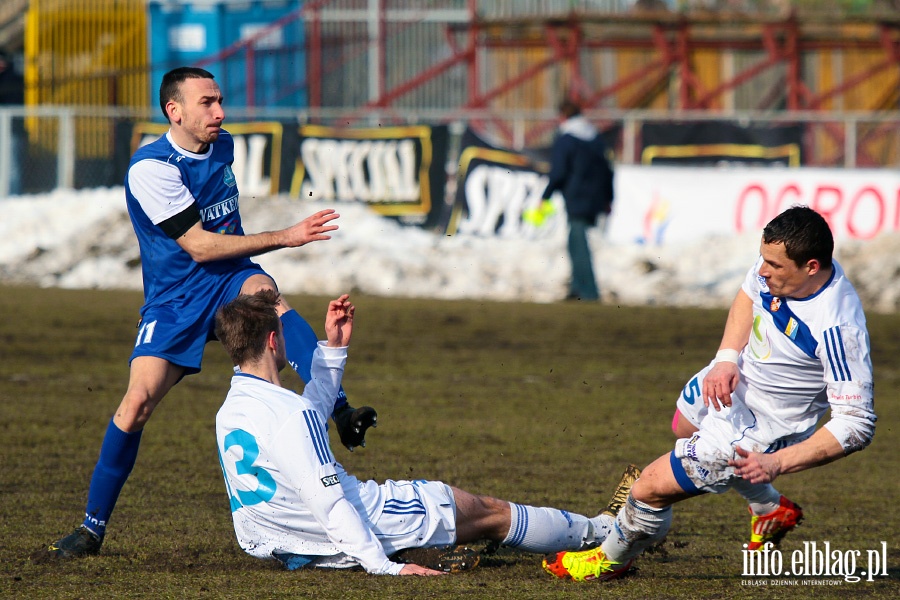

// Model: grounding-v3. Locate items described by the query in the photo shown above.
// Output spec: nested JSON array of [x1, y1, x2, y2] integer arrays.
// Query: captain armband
[[158, 204, 201, 239]]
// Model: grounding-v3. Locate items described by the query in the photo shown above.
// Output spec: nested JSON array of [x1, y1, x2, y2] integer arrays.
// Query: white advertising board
[[609, 166, 900, 244]]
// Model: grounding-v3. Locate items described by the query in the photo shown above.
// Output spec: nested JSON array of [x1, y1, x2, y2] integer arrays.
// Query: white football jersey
[[737, 257, 875, 451], [215, 343, 403, 575]]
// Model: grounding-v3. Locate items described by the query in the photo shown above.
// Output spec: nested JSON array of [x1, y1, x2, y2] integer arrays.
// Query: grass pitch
[[1, 285, 897, 599]]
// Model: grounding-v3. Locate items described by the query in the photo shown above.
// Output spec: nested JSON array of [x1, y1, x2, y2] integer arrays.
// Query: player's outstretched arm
[[176, 209, 340, 263], [703, 290, 752, 410], [729, 428, 845, 484], [325, 294, 354, 348]]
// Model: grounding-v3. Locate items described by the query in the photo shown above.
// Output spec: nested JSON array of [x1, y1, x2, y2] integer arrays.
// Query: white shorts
[[309, 479, 457, 570], [674, 360, 715, 430], [671, 362, 813, 494]]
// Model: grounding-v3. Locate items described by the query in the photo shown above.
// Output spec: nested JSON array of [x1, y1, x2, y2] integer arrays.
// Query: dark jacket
[[541, 116, 614, 223], [0, 67, 24, 106]]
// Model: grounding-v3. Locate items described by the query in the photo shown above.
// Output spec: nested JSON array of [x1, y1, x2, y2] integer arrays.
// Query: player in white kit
[[545, 206, 876, 582], [215, 290, 626, 575]]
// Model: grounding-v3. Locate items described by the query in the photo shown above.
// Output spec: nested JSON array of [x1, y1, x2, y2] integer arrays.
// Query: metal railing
[[2, 104, 899, 198]]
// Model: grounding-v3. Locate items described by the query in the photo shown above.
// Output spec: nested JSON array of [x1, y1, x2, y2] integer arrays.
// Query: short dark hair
[[558, 98, 582, 119], [215, 289, 281, 366], [762, 205, 834, 269], [159, 66, 216, 121]]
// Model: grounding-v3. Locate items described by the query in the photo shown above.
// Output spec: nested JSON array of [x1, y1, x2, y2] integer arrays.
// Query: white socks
[[601, 494, 672, 563], [730, 478, 781, 515], [502, 503, 615, 553]]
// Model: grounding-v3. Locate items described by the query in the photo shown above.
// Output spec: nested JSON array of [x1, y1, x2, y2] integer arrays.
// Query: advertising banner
[[292, 124, 449, 228], [123, 122, 898, 244], [446, 127, 564, 238], [126, 121, 449, 228], [448, 126, 620, 238], [612, 166, 900, 244], [641, 122, 804, 167]]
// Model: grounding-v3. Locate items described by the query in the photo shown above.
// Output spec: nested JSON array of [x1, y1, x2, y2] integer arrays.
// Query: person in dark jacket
[[541, 99, 614, 301], [0, 50, 25, 195]]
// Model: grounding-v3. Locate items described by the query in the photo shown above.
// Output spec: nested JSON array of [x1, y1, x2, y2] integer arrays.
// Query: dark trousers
[[567, 216, 599, 300]]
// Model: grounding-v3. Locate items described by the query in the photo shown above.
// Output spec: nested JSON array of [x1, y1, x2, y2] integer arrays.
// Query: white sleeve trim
[[301, 343, 347, 416], [128, 158, 196, 225]]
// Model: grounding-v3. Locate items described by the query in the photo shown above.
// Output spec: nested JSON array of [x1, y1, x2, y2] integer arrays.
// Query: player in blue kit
[[544, 206, 876, 582], [48, 67, 376, 559]]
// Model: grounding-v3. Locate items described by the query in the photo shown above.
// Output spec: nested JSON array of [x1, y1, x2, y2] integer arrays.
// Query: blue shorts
[[130, 265, 270, 375]]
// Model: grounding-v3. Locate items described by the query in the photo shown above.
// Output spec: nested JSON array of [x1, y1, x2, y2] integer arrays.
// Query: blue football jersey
[[125, 130, 256, 307]]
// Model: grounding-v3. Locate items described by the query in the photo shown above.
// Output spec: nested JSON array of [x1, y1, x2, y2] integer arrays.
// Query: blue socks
[[280, 309, 348, 414], [82, 419, 142, 537]]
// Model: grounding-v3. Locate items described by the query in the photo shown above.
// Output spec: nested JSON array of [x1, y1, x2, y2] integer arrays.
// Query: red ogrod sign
[[610, 166, 900, 245], [734, 180, 900, 239]]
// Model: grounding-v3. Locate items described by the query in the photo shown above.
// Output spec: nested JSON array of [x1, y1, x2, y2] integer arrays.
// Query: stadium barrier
[[1, 106, 899, 244]]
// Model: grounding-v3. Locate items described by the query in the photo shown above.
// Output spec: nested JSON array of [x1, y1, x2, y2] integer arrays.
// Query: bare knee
[[474, 495, 509, 518], [631, 455, 694, 509], [114, 389, 159, 431], [240, 275, 291, 313], [115, 357, 182, 432], [240, 273, 276, 294], [472, 495, 510, 541], [453, 489, 510, 543], [630, 476, 654, 505]]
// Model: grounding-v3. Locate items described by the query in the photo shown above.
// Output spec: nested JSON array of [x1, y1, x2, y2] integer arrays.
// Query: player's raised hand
[[702, 361, 739, 411], [325, 294, 354, 348], [282, 208, 340, 247]]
